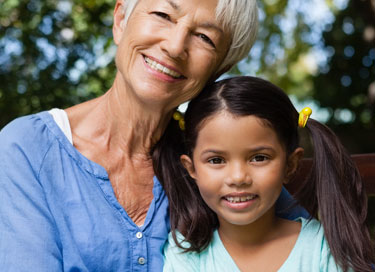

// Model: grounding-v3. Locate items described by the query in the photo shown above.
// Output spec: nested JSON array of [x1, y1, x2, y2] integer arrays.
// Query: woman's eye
[[208, 157, 224, 164], [197, 33, 216, 48], [152, 11, 170, 20], [251, 155, 268, 162]]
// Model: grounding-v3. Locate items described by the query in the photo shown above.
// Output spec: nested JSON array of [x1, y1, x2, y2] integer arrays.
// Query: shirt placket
[[132, 229, 149, 271]]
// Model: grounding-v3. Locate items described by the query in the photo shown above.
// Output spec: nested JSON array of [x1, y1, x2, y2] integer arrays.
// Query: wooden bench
[[287, 153, 375, 196]]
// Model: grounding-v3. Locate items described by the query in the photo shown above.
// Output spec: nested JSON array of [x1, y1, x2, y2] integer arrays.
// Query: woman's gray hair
[[122, 0, 258, 73]]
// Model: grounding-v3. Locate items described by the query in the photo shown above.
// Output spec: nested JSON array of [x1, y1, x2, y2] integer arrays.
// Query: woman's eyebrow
[[199, 22, 224, 34], [166, 0, 180, 11], [165, 0, 224, 34]]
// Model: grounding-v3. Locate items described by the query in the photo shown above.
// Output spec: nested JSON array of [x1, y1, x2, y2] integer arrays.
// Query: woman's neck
[[65, 80, 174, 226], [67, 86, 172, 160]]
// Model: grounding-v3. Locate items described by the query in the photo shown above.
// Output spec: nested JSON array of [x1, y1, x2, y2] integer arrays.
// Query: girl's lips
[[222, 193, 258, 210], [223, 193, 257, 202]]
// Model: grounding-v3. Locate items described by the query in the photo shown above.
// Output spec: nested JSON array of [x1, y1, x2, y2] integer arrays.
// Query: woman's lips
[[143, 55, 185, 79]]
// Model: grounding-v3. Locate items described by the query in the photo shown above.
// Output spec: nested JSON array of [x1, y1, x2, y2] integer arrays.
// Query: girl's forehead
[[197, 112, 276, 140], [191, 113, 285, 158]]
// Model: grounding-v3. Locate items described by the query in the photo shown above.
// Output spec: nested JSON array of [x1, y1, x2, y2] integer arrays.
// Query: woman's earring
[[173, 111, 185, 131]]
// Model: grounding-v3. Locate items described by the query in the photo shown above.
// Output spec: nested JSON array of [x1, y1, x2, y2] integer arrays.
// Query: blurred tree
[[1, 0, 374, 153], [312, 0, 375, 153], [233, 0, 334, 98], [0, 0, 337, 129], [0, 0, 374, 240], [0, 0, 117, 127]]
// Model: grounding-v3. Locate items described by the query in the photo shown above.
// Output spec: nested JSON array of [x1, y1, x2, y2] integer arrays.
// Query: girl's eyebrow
[[201, 149, 226, 155], [201, 146, 275, 155], [249, 146, 275, 152]]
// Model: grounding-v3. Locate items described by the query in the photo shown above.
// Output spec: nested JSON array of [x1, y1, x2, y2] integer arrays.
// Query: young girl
[[153, 76, 374, 271]]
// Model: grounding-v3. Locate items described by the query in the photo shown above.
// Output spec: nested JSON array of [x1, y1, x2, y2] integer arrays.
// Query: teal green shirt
[[163, 218, 345, 272]]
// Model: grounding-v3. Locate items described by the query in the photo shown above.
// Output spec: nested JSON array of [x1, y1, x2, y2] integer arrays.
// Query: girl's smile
[[222, 192, 258, 211]]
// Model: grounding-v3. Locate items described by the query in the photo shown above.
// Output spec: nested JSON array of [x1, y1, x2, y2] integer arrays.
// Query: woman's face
[[113, 0, 230, 111]]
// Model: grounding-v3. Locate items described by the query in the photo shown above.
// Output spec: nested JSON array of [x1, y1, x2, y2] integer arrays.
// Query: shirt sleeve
[[0, 118, 63, 271], [163, 232, 200, 272], [275, 186, 310, 220]]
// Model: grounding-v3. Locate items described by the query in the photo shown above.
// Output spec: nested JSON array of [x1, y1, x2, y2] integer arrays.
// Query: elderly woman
[[0, 0, 305, 271]]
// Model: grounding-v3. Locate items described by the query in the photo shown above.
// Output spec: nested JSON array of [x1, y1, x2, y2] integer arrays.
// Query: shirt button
[[136, 232, 143, 239], [138, 257, 146, 265]]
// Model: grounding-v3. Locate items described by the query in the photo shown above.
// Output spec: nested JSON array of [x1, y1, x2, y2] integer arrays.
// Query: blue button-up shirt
[[0, 112, 307, 271], [0, 112, 169, 271]]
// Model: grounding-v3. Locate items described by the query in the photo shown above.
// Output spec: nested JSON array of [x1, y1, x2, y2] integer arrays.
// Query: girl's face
[[181, 111, 302, 228]]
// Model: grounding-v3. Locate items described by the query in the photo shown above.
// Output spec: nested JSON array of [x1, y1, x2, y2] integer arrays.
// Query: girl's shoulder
[[163, 230, 240, 272], [279, 217, 344, 271], [164, 220, 345, 272]]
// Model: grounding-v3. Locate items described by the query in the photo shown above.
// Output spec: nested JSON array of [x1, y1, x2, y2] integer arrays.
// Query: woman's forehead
[[136, 0, 219, 19]]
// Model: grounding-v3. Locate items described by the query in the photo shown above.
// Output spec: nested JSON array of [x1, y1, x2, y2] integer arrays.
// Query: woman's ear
[[284, 147, 304, 184], [113, 0, 126, 45], [180, 155, 197, 180]]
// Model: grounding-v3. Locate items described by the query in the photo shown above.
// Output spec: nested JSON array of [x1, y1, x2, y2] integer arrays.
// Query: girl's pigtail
[[152, 117, 217, 252], [294, 118, 374, 271]]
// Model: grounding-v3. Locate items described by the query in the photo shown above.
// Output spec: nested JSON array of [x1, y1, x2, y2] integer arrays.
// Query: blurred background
[[0, 0, 374, 233]]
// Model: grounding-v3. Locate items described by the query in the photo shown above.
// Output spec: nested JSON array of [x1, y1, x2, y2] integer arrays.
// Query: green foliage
[[0, 0, 116, 126], [312, 0, 375, 152], [0, 0, 325, 128], [1, 0, 374, 153], [0, 0, 374, 243], [230, 0, 316, 98]]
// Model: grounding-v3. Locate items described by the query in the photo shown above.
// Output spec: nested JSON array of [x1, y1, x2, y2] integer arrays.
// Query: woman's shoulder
[[0, 111, 59, 167], [1, 111, 51, 142]]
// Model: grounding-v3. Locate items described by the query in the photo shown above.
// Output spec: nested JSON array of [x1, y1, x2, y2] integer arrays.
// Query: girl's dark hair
[[152, 76, 374, 271]]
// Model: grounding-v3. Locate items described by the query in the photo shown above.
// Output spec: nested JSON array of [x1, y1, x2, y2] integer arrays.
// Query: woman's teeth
[[144, 56, 182, 78], [225, 195, 256, 203]]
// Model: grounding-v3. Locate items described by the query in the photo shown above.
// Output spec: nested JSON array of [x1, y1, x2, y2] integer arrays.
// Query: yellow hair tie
[[173, 111, 185, 131], [298, 107, 312, 128]]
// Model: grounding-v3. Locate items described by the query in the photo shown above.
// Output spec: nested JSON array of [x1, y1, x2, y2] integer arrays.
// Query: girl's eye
[[197, 33, 216, 48], [208, 157, 224, 164], [251, 155, 268, 162], [152, 11, 171, 21]]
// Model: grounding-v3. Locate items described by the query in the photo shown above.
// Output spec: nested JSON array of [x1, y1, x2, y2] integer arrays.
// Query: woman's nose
[[161, 26, 189, 60], [225, 162, 252, 186]]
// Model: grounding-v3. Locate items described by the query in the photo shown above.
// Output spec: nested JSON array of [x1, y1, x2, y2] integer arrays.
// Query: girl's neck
[[218, 210, 301, 272], [218, 208, 280, 248]]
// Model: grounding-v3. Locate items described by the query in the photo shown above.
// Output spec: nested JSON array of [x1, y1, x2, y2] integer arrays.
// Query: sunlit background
[[1, 0, 374, 152], [0, 0, 374, 232]]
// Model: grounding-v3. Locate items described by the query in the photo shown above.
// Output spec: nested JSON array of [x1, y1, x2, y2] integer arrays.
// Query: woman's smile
[[143, 55, 185, 81]]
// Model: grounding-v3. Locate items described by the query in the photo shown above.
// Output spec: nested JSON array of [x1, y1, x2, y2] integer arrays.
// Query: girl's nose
[[225, 162, 252, 186]]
